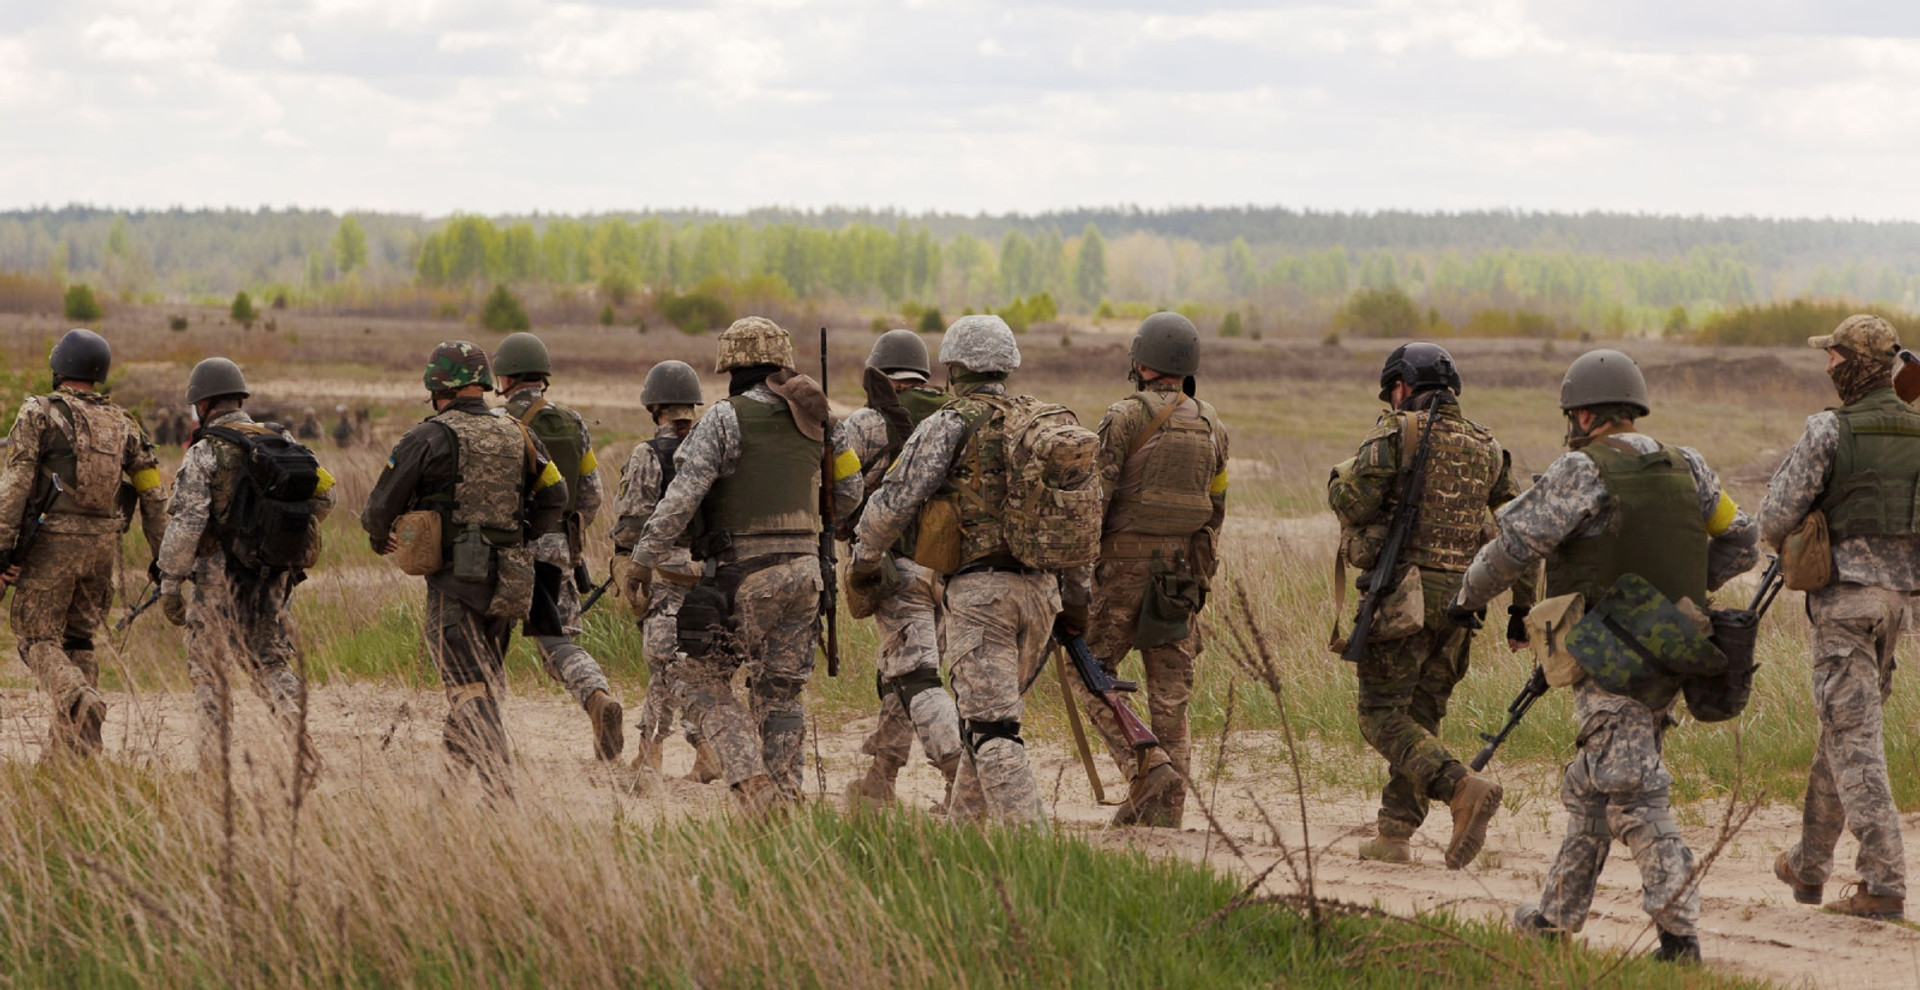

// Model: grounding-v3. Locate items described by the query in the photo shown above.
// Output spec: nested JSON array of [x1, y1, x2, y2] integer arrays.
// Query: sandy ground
[[0, 679, 1914, 989]]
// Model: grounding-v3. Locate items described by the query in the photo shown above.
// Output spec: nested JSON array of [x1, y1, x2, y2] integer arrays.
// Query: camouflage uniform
[[362, 391, 567, 789], [1458, 432, 1759, 938], [631, 383, 862, 801], [844, 398, 965, 789], [1329, 395, 1517, 843], [1761, 392, 1920, 901], [854, 378, 1080, 826], [0, 385, 167, 756], [612, 428, 705, 756], [501, 386, 613, 710], [1063, 377, 1229, 823], [156, 409, 336, 768]]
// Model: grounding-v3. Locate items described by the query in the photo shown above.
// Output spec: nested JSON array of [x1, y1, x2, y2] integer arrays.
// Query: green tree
[[1220, 310, 1243, 338], [480, 284, 530, 331], [1074, 224, 1108, 306], [230, 290, 257, 328], [1663, 305, 1692, 338], [333, 215, 368, 276], [999, 230, 1038, 298], [1335, 286, 1419, 339], [917, 307, 944, 334], [63, 283, 102, 322], [1223, 237, 1257, 296]]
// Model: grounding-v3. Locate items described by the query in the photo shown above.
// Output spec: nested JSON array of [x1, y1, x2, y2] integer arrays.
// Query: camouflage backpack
[[998, 397, 1102, 570]]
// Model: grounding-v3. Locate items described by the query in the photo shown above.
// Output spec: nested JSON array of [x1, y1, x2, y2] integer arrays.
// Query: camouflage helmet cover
[[492, 331, 552, 378], [714, 316, 795, 372], [186, 356, 250, 405], [1130, 312, 1200, 376], [868, 328, 932, 380], [641, 359, 705, 406], [1560, 349, 1650, 417], [937, 314, 1021, 374], [423, 340, 495, 393]]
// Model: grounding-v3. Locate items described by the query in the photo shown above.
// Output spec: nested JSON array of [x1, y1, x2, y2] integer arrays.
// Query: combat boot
[[845, 756, 902, 808], [1824, 885, 1905, 922], [932, 753, 961, 816], [1512, 902, 1566, 940], [1358, 834, 1412, 864], [1141, 775, 1186, 829], [687, 740, 723, 783], [73, 688, 106, 757], [734, 773, 790, 820], [1651, 930, 1701, 964], [586, 690, 624, 762], [1112, 762, 1180, 827], [1774, 851, 1823, 905], [1444, 772, 1503, 870], [631, 735, 664, 773]]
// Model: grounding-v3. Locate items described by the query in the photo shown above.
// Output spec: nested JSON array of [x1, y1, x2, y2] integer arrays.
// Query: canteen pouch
[[393, 510, 444, 576], [451, 524, 491, 583], [1526, 593, 1588, 688], [487, 543, 536, 620], [913, 497, 963, 575], [1781, 510, 1833, 592]]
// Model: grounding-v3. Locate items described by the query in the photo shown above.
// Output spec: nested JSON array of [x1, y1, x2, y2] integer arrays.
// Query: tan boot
[[932, 754, 962, 816], [631, 735, 664, 773], [586, 690, 624, 762], [845, 758, 901, 808], [73, 689, 106, 757], [1358, 835, 1412, 863], [1775, 851, 1823, 905], [687, 740, 723, 783], [735, 773, 790, 820], [1824, 885, 1905, 922], [1112, 762, 1180, 827], [1444, 773, 1503, 870]]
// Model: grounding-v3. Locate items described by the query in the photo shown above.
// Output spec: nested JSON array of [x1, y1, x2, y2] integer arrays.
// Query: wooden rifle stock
[[818, 326, 840, 677], [1054, 618, 1157, 750], [1896, 350, 1920, 404]]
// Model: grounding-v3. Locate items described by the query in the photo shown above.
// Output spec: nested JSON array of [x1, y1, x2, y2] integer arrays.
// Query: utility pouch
[[1686, 607, 1763, 723], [1371, 565, 1426, 643], [393, 510, 444, 576], [913, 497, 963, 575], [1781, 510, 1833, 592], [487, 543, 536, 620], [527, 560, 566, 637], [1526, 593, 1588, 688], [1135, 551, 1207, 649], [1567, 573, 1726, 706], [451, 523, 491, 583]]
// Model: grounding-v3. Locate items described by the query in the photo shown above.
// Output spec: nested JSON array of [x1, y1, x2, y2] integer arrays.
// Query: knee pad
[[676, 585, 732, 658], [751, 672, 806, 706], [963, 718, 1023, 752], [762, 711, 805, 737], [62, 636, 94, 653], [886, 667, 945, 710]]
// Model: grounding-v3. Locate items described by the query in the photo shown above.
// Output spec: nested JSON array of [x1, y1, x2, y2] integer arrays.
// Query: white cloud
[[271, 32, 305, 63]]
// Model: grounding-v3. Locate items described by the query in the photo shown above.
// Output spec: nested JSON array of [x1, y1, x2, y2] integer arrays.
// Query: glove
[[848, 555, 884, 588], [1059, 599, 1090, 633], [148, 560, 161, 584], [1506, 605, 1529, 646], [161, 587, 187, 627], [1445, 601, 1484, 630]]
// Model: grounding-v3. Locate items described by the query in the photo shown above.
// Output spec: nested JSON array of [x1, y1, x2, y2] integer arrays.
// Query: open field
[[0, 306, 1905, 986]]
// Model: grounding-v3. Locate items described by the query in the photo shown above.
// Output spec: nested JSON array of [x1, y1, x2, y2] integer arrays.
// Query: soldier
[[630, 318, 862, 815], [361, 341, 568, 795], [0, 329, 168, 758], [1061, 313, 1228, 828], [851, 315, 1089, 826], [841, 330, 965, 807], [1451, 349, 1758, 963], [611, 360, 719, 780], [155, 358, 336, 771], [332, 405, 354, 449], [1764, 315, 1916, 922], [296, 407, 322, 441], [492, 332, 624, 761], [1328, 342, 1515, 867]]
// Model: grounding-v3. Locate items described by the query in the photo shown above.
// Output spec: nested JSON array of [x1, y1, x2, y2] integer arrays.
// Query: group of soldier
[[1333, 314, 1918, 964], [0, 311, 1228, 833]]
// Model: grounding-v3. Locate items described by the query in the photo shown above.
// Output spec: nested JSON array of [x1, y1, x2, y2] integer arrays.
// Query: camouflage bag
[[1001, 401, 1102, 570], [1566, 572, 1726, 708], [1685, 607, 1762, 723], [487, 543, 536, 620]]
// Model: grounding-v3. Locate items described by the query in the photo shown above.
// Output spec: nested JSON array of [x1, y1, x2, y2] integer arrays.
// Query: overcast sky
[[5, 0, 1920, 219]]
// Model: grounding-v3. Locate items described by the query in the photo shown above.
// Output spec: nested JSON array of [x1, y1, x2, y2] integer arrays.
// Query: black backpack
[[198, 424, 322, 573]]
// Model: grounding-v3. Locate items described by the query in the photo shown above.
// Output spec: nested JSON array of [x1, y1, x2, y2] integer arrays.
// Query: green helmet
[[1560, 349, 1650, 417], [1130, 312, 1200, 377], [714, 317, 795, 372], [641, 360, 704, 406], [492, 331, 551, 378], [186, 357, 250, 405], [423, 340, 494, 393], [867, 329, 931, 380], [50, 328, 111, 383]]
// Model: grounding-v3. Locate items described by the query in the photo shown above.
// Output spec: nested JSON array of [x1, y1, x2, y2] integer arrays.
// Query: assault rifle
[[0, 471, 64, 584], [578, 572, 616, 615], [114, 584, 163, 637], [818, 326, 841, 677], [1470, 665, 1548, 772], [1340, 394, 1442, 662], [1054, 617, 1157, 750]]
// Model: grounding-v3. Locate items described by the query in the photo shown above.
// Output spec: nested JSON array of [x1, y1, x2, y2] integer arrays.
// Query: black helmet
[[1377, 342, 1461, 402], [50, 328, 112, 384]]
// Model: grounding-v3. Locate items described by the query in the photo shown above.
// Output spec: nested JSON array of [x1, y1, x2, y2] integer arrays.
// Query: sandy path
[[0, 680, 1913, 988]]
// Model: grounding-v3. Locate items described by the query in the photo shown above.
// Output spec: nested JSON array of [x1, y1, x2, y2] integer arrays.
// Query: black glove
[[1445, 601, 1485, 630], [1506, 604, 1529, 645], [148, 560, 161, 584], [0, 549, 13, 574]]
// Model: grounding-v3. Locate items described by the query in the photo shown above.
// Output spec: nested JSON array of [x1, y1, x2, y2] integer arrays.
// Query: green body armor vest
[[704, 394, 822, 539], [1546, 438, 1709, 610], [511, 396, 584, 516], [1817, 389, 1920, 542], [881, 386, 949, 558]]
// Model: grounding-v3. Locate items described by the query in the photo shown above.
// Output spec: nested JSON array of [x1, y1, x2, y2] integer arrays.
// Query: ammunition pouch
[[962, 718, 1023, 751], [1685, 607, 1763, 723], [1135, 549, 1207, 650]]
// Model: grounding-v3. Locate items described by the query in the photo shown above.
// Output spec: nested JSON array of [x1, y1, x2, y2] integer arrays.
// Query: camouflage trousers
[[183, 556, 305, 769], [861, 556, 962, 771], [9, 532, 114, 730], [1069, 553, 1198, 787], [1538, 684, 1697, 937], [1787, 583, 1907, 899], [529, 558, 610, 709], [1354, 617, 1471, 838], [682, 554, 820, 798], [425, 583, 516, 782], [637, 577, 701, 747], [946, 569, 1060, 826]]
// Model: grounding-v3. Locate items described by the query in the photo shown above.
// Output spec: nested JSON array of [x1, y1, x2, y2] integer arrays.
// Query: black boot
[[1651, 930, 1700, 964]]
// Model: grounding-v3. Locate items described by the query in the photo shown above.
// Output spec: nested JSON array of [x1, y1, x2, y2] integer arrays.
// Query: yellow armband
[[130, 468, 162, 494], [578, 448, 599, 475], [832, 448, 861, 482], [534, 462, 563, 492], [1209, 469, 1229, 496], [1706, 492, 1738, 537], [313, 467, 336, 496]]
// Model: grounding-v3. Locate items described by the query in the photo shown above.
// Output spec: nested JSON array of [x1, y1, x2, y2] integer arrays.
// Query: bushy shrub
[[658, 291, 731, 334], [480, 284, 531, 332], [63, 284, 103, 322], [1696, 299, 1920, 347], [917, 307, 944, 334], [1333, 287, 1419, 339], [230, 290, 257, 328], [1220, 310, 1243, 338]]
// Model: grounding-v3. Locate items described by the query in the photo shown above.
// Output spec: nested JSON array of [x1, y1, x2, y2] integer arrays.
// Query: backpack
[[998, 398, 1102, 570], [199, 425, 322, 573]]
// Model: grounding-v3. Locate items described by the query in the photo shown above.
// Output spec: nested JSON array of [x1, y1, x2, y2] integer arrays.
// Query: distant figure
[[332, 404, 354, 449], [354, 407, 372, 446], [173, 410, 194, 447], [296, 406, 322, 441], [152, 410, 177, 448]]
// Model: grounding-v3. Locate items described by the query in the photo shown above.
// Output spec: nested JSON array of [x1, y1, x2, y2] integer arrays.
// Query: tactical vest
[[38, 393, 129, 519], [512, 394, 584, 516], [1816, 388, 1920, 542], [703, 394, 821, 539], [938, 393, 1017, 568], [1546, 439, 1708, 609], [875, 386, 948, 558], [1396, 409, 1503, 573], [1107, 391, 1223, 539], [647, 433, 697, 549], [198, 415, 256, 556], [433, 407, 530, 546]]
